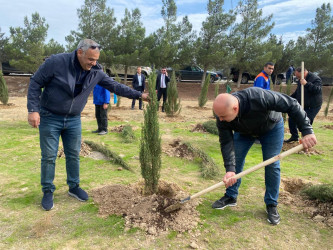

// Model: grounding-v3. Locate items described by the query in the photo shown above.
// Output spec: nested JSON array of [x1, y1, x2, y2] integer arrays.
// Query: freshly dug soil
[[91, 180, 200, 235]]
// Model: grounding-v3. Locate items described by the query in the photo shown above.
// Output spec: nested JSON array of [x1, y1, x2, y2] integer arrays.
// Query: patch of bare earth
[[191, 123, 207, 133], [91, 180, 200, 235], [163, 139, 196, 160], [322, 124, 333, 130], [280, 178, 333, 227], [282, 141, 322, 155]]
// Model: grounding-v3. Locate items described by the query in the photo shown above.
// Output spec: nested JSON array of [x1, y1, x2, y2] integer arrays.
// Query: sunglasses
[[90, 45, 101, 50]]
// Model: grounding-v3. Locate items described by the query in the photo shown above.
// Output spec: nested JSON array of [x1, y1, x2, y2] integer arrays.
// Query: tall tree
[[44, 39, 65, 56], [303, 3, 333, 75], [65, 0, 117, 51], [113, 8, 146, 84], [8, 12, 49, 72], [229, 0, 274, 87], [196, 0, 235, 85]]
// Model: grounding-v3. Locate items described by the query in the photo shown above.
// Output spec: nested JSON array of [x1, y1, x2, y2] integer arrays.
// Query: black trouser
[[95, 105, 108, 132], [131, 87, 144, 109], [157, 88, 167, 110], [288, 106, 321, 138]]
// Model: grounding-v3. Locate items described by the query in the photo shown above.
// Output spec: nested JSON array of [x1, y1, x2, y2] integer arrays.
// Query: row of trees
[[0, 0, 332, 87]]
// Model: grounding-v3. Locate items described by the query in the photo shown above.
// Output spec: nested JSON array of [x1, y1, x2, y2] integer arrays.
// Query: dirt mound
[[91, 180, 200, 235], [322, 124, 333, 130], [282, 141, 322, 155], [58, 141, 92, 158], [280, 178, 333, 227], [163, 139, 196, 160], [191, 123, 207, 133], [110, 125, 125, 133]]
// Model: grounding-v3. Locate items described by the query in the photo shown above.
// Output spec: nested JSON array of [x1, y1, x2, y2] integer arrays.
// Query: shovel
[[165, 143, 304, 213]]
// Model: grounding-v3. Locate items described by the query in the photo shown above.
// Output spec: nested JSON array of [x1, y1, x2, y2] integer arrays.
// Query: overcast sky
[[1, 0, 332, 46]]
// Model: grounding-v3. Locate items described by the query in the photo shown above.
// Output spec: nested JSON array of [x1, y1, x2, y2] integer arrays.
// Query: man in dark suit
[[131, 66, 146, 110], [155, 67, 170, 112]]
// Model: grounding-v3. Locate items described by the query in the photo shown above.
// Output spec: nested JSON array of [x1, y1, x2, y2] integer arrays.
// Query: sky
[[1, 0, 333, 46]]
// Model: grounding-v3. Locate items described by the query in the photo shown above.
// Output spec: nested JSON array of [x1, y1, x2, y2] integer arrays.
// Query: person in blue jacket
[[27, 39, 149, 211], [253, 62, 274, 90], [92, 84, 110, 135]]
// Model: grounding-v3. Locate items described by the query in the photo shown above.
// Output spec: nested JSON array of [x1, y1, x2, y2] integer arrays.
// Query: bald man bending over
[[212, 87, 316, 225]]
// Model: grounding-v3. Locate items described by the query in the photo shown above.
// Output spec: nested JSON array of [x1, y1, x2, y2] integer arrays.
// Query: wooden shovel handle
[[190, 144, 304, 200]]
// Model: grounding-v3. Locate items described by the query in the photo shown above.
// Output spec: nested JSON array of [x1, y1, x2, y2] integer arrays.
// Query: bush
[[140, 72, 162, 194], [202, 120, 218, 135], [0, 71, 9, 105], [301, 184, 333, 202], [121, 125, 135, 143], [165, 71, 181, 116], [198, 74, 210, 108]]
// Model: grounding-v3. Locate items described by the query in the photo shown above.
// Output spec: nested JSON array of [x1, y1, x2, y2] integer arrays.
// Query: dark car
[[173, 66, 219, 83], [1, 62, 32, 76], [230, 68, 256, 84]]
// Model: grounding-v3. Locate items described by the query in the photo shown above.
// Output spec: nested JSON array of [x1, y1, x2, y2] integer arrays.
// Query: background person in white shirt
[[155, 67, 170, 112]]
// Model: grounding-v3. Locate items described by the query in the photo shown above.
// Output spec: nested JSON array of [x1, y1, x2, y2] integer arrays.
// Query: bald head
[[213, 94, 239, 122]]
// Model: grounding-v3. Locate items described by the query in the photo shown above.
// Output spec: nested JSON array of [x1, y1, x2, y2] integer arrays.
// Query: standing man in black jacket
[[156, 67, 170, 112], [131, 66, 145, 110], [284, 67, 322, 142], [27, 39, 149, 211], [212, 87, 317, 225]]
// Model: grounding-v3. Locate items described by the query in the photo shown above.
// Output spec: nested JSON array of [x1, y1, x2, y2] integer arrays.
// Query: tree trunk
[[237, 69, 243, 88], [124, 65, 128, 85]]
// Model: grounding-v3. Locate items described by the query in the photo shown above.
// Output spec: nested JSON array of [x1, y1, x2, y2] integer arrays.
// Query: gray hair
[[77, 39, 101, 52]]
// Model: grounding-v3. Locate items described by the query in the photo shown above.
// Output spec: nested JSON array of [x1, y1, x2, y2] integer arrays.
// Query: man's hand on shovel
[[223, 172, 237, 188], [301, 134, 317, 151]]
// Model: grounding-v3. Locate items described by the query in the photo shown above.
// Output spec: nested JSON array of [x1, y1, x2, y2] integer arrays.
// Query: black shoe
[[41, 191, 54, 211], [212, 195, 237, 209], [131, 107, 134, 110], [91, 130, 100, 133], [284, 137, 298, 143], [266, 204, 280, 225], [139, 107, 143, 110], [68, 186, 89, 201]]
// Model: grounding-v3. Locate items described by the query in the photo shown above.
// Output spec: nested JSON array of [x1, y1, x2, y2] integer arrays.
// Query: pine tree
[[165, 71, 181, 116], [198, 73, 210, 108], [139, 72, 161, 194], [0, 71, 8, 105]]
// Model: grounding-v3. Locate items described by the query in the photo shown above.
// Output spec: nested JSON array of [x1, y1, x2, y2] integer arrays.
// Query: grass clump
[[121, 125, 136, 143], [301, 184, 333, 202], [202, 120, 218, 135], [184, 142, 220, 179], [84, 140, 132, 172]]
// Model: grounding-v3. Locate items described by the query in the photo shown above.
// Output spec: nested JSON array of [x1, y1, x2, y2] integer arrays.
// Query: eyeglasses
[[90, 45, 101, 50]]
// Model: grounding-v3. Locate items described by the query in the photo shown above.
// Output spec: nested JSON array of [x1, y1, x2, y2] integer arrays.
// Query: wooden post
[[301, 61, 304, 109]]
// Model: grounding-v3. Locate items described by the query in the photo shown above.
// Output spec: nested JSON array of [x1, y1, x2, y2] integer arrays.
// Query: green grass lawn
[[0, 119, 332, 249]]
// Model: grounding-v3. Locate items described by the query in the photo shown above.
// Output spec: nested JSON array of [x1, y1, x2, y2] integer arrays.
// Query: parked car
[[1, 61, 33, 75], [230, 68, 256, 84], [314, 71, 333, 86], [171, 65, 219, 83]]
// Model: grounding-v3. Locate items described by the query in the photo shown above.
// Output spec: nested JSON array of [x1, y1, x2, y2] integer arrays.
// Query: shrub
[[140, 72, 162, 194], [165, 71, 181, 117], [121, 125, 135, 143], [0, 71, 9, 105], [301, 184, 333, 202], [198, 73, 210, 108], [202, 120, 218, 135]]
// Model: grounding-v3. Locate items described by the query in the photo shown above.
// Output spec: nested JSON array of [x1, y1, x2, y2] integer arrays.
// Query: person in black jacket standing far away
[[212, 87, 317, 225], [284, 67, 322, 143], [27, 39, 149, 211], [131, 66, 145, 110], [155, 67, 170, 112]]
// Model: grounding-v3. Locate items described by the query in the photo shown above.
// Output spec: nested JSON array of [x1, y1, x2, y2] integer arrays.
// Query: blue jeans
[[288, 106, 321, 139], [225, 119, 284, 205], [39, 108, 81, 192]]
